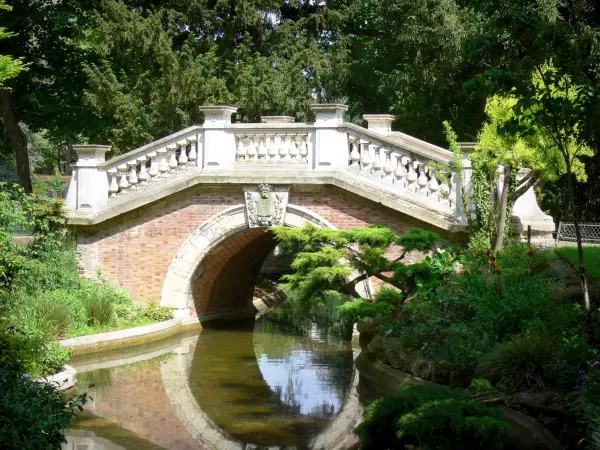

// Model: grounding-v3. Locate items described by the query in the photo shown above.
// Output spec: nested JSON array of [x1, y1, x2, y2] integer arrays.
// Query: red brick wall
[[76, 184, 438, 312], [192, 228, 276, 317]]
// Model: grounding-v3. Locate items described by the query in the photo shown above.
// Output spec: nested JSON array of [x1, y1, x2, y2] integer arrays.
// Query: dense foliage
[[0, 343, 87, 450], [355, 384, 511, 450], [273, 221, 600, 447], [0, 183, 173, 376]]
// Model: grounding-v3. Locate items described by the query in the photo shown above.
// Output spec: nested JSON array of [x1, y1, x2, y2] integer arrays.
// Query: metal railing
[[556, 222, 600, 245]]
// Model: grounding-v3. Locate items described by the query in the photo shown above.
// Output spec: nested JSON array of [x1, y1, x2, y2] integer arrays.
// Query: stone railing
[[104, 127, 201, 198], [343, 123, 458, 210], [66, 103, 467, 224]]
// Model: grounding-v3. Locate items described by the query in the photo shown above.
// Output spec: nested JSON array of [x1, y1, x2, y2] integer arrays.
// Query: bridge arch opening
[[160, 204, 338, 323]]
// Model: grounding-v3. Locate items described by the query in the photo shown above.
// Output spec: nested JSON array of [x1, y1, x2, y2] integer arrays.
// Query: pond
[[64, 306, 367, 450]]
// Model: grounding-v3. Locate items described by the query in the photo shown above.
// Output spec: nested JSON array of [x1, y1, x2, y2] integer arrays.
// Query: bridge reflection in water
[[65, 313, 361, 450]]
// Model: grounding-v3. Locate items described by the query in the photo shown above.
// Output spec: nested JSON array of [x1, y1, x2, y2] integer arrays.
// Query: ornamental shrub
[[354, 385, 511, 450], [0, 365, 87, 450], [143, 300, 175, 322], [478, 332, 555, 393]]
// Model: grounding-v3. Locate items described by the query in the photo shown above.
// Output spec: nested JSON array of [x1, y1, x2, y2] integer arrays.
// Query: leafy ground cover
[[556, 246, 600, 279]]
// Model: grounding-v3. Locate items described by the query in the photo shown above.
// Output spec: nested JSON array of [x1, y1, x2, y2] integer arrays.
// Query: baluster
[[299, 134, 308, 162], [371, 144, 383, 179], [257, 136, 267, 161], [360, 140, 372, 175], [439, 170, 451, 205], [108, 169, 119, 198], [416, 162, 429, 195], [247, 136, 257, 161], [117, 164, 129, 194], [137, 156, 149, 186], [394, 154, 406, 188], [168, 144, 178, 173], [177, 140, 188, 170], [267, 135, 279, 162], [382, 149, 394, 183], [158, 147, 169, 178], [187, 136, 198, 166], [406, 159, 418, 192], [290, 135, 300, 161], [148, 151, 159, 182], [127, 160, 139, 191], [349, 137, 360, 171], [449, 172, 456, 208], [428, 167, 440, 201], [236, 136, 247, 161], [279, 135, 289, 160]]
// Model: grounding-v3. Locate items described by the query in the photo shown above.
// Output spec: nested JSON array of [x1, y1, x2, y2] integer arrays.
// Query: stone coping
[[35, 364, 77, 391], [60, 316, 201, 356]]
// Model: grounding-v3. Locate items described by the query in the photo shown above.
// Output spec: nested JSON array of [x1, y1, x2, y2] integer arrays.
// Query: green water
[[65, 309, 360, 450]]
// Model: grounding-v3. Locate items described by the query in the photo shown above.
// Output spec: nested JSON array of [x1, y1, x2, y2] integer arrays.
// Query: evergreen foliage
[[354, 385, 511, 450]]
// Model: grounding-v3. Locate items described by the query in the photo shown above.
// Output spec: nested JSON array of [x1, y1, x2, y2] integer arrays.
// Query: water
[[64, 309, 361, 450]]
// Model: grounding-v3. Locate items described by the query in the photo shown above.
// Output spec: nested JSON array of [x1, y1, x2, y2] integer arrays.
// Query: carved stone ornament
[[243, 184, 290, 228]]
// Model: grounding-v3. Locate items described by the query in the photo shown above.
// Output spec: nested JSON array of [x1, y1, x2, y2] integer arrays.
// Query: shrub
[[15, 291, 77, 340], [80, 280, 116, 326], [0, 326, 70, 378], [143, 300, 174, 322], [0, 365, 86, 450], [338, 298, 395, 322], [478, 332, 555, 393], [354, 385, 511, 450]]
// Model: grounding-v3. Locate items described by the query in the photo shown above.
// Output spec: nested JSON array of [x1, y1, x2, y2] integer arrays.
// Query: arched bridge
[[66, 104, 553, 321]]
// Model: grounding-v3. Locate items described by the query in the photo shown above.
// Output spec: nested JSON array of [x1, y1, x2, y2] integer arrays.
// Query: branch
[[514, 170, 541, 199], [392, 250, 407, 263], [341, 273, 368, 298]]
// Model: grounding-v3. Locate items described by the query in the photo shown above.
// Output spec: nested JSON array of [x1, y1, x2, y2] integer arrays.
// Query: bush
[[0, 326, 70, 379], [143, 300, 174, 322], [80, 280, 117, 326], [14, 291, 77, 340], [478, 332, 555, 393], [0, 365, 86, 450], [354, 385, 511, 450]]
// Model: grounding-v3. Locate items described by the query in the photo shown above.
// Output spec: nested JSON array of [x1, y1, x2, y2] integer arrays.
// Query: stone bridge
[[66, 104, 553, 322]]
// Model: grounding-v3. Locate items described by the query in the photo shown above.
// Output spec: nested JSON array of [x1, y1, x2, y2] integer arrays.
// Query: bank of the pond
[[60, 315, 201, 357], [354, 352, 562, 450]]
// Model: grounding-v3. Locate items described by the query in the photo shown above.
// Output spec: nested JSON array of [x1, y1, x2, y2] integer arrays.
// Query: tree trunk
[[494, 164, 511, 252], [566, 163, 591, 314], [0, 89, 32, 193]]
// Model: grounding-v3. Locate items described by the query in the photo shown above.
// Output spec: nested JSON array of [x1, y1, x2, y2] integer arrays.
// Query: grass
[[556, 246, 600, 278], [66, 316, 155, 338]]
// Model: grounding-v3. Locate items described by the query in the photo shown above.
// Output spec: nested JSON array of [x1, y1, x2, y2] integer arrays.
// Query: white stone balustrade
[[66, 104, 476, 229], [345, 129, 458, 210], [234, 133, 309, 164]]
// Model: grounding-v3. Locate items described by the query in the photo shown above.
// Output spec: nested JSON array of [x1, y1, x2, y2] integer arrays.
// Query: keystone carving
[[244, 184, 290, 227]]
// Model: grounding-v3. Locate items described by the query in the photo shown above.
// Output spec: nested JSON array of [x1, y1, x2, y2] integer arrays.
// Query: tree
[[81, 0, 347, 153], [471, 94, 578, 251], [465, 0, 599, 312], [0, 0, 31, 192], [516, 68, 595, 313], [270, 224, 453, 313], [332, 0, 484, 144]]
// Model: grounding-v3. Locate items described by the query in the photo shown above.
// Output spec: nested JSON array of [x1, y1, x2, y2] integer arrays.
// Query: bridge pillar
[[363, 114, 395, 136], [65, 145, 111, 214], [198, 105, 237, 170], [311, 104, 349, 170]]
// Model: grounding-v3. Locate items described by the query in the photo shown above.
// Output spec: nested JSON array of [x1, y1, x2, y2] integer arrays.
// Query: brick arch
[[160, 204, 338, 318], [191, 228, 277, 322]]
